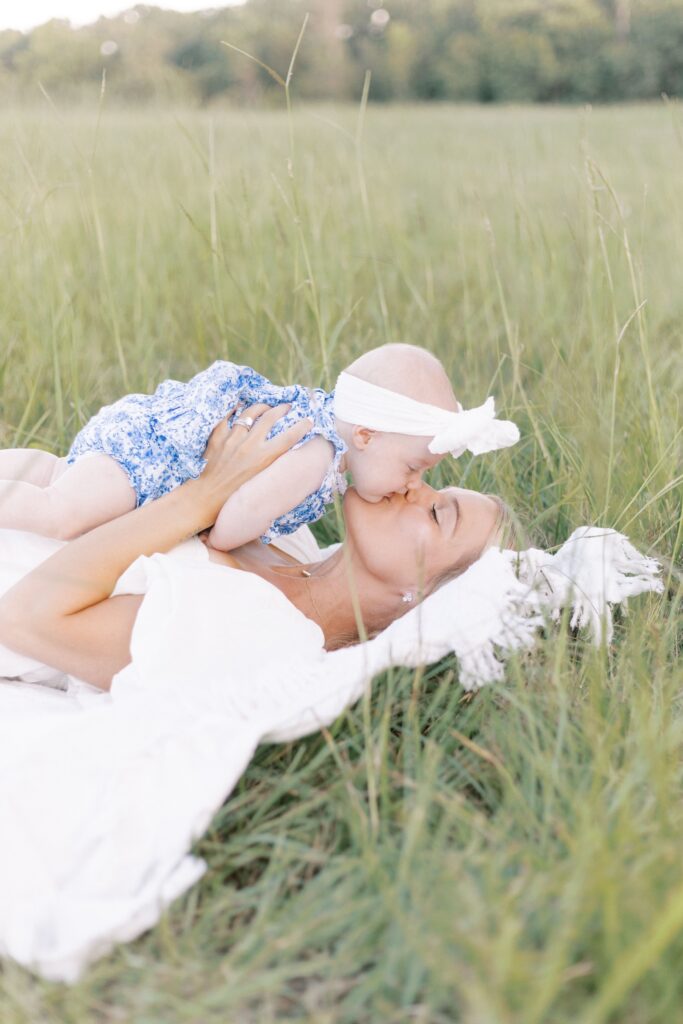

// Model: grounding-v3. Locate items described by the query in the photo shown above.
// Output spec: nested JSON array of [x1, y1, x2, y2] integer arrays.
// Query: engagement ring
[[234, 416, 255, 430]]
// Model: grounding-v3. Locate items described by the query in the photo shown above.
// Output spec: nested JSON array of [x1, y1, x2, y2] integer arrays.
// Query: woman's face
[[343, 482, 502, 592]]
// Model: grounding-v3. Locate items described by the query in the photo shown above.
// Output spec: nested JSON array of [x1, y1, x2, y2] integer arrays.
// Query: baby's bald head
[[336, 344, 457, 502], [343, 343, 458, 412]]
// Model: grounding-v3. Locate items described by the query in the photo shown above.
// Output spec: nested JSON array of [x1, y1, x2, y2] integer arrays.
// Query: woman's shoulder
[[124, 553, 325, 692], [112, 537, 209, 596], [114, 540, 323, 650]]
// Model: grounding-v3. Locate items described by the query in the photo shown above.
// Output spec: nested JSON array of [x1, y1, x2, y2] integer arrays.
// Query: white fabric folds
[[0, 525, 662, 982], [333, 371, 520, 457]]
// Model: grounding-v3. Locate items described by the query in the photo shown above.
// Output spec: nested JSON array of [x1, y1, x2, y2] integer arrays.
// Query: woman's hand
[[196, 404, 311, 521]]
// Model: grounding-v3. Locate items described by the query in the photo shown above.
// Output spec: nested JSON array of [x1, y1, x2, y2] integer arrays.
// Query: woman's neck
[[205, 538, 385, 648]]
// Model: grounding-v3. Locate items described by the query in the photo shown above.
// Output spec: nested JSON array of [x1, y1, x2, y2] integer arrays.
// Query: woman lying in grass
[[0, 401, 505, 981], [0, 404, 662, 984], [0, 404, 504, 691]]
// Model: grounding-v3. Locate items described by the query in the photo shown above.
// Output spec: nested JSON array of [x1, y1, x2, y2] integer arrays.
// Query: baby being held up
[[0, 344, 519, 550]]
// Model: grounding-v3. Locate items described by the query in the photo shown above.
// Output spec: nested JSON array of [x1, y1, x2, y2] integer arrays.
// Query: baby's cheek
[[362, 462, 392, 495], [382, 461, 407, 488]]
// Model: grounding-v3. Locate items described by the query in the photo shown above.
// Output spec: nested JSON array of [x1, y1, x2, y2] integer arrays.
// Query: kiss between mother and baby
[[0, 342, 519, 682]]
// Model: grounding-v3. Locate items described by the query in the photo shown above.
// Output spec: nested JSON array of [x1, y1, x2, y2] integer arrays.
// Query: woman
[[0, 408, 660, 983], [0, 404, 503, 690], [0, 404, 503, 981]]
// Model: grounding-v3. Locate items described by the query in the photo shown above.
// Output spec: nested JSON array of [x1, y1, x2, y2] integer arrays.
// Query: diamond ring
[[234, 415, 255, 430]]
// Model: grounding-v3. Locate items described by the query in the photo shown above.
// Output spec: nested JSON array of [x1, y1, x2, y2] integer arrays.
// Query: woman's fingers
[[202, 403, 313, 491], [228, 403, 310, 451], [203, 418, 232, 463], [205, 404, 274, 460], [228, 403, 270, 432], [236, 404, 312, 468], [234, 403, 286, 438], [261, 412, 312, 461]]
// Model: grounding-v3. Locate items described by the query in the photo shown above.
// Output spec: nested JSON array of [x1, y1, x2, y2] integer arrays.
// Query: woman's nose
[[405, 483, 438, 507], [404, 480, 433, 503]]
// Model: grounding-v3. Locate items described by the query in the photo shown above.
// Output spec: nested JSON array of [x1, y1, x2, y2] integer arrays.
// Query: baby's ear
[[351, 426, 375, 451]]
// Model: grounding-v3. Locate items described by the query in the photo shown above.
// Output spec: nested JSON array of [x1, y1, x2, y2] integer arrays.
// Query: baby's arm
[[207, 434, 334, 551]]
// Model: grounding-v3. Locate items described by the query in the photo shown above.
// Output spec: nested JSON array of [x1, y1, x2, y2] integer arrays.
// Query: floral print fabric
[[67, 361, 346, 543]]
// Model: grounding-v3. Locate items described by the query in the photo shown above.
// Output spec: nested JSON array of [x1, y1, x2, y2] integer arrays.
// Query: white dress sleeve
[[0, 533, 207, 684]]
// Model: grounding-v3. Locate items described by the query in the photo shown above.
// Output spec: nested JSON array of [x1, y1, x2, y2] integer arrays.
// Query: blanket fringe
[[366, 526, 663, 690]]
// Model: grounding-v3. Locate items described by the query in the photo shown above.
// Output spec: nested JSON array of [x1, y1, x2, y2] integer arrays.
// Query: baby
[[0, 343, 519, 549]]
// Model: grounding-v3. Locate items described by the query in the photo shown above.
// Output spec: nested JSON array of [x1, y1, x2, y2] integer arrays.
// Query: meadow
[[0, 99, 680, 1022]]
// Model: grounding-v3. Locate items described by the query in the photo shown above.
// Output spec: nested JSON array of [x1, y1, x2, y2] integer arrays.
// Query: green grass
[[0, 101, 680, 1022]]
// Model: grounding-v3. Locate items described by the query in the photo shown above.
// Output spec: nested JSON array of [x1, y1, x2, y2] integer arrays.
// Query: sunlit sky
[[2, 1, 245, 34]]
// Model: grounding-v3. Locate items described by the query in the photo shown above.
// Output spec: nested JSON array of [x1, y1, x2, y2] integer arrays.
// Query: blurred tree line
[[1, 0, 683, 105]]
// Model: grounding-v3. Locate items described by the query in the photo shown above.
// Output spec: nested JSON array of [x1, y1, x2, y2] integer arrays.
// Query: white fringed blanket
[[0, 526, 662, 981]]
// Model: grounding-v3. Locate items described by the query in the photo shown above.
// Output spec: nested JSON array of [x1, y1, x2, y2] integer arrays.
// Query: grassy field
[[0, 100, 681, 1022]]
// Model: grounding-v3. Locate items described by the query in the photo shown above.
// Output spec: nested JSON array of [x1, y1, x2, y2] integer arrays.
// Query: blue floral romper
[[67, 361, 347, 543]]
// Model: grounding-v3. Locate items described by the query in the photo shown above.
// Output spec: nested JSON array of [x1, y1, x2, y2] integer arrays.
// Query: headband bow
[[333, 371, 520, 457]]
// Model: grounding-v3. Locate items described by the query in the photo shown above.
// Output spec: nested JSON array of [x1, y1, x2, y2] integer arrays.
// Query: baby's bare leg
[[0, 448, 62, 486], [0, 454, 136, 539]]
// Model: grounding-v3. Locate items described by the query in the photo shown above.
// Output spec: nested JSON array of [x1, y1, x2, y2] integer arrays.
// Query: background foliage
[[3, 0, 683, 106]]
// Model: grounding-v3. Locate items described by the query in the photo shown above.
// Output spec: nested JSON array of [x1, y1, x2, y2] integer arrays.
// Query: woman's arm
[[0, 406, 309, 690]]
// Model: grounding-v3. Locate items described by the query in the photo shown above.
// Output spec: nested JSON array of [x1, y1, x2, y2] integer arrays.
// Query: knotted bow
[[333, 372, 519, 457]]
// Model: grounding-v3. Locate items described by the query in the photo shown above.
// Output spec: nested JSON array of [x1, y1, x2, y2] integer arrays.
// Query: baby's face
[[347, 431, 443, 502]]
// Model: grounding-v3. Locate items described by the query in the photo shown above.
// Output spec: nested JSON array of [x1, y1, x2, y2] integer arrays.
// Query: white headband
[[333, 371, 520, 457]]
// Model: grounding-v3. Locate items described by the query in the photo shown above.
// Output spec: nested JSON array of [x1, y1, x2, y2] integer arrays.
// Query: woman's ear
[[351, 426, 375, 451]]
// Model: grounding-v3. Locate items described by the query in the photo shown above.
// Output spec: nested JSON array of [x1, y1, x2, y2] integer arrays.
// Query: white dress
[[0, 525, 661, 981], [0, 529, 365, 982]]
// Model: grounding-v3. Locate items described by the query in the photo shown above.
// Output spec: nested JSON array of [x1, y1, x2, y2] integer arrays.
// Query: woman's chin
[[342, 486, 359, 508], [343, 489, 391, 543], [342, 487, 370, 531]]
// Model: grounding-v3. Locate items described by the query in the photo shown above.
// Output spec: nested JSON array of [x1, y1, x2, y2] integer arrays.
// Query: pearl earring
[[401, 591, 414, 604]]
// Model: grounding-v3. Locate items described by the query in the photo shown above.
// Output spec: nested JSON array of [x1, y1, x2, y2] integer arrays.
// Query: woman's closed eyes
[[430, 495, 461, 537]]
